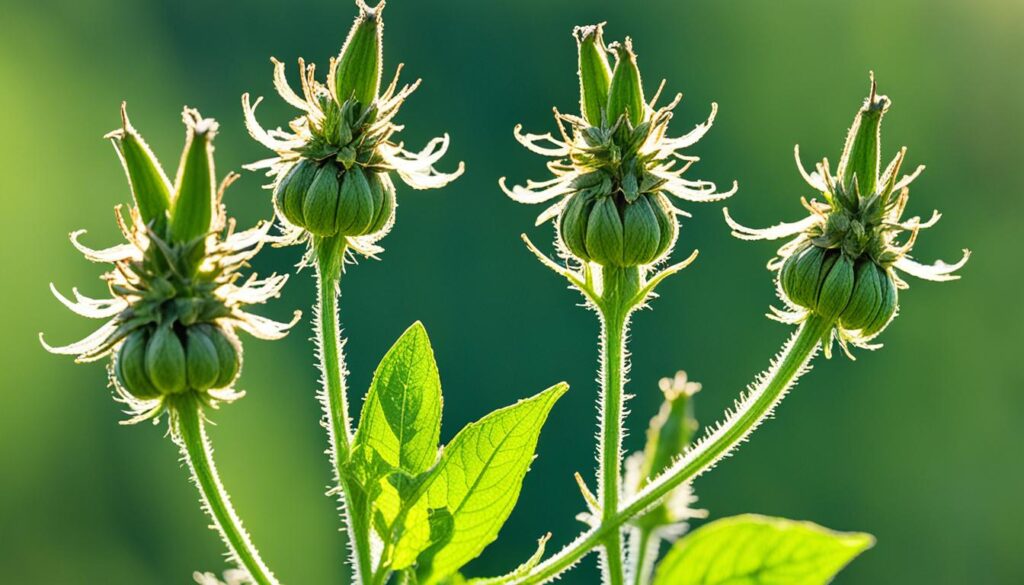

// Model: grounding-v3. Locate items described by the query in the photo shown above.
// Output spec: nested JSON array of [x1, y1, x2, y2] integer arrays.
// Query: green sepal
[[366, 171, 397, 234], [107, 103, 173, 229], [622, 196, 660, 266], [170, 109, 218, 245], [559, 190, 595, 260], [650, 193, 677, 260], [862, 265, 898, 336], [334, 0, 384, 107], [200, 323, 241, 388], [574, 23, 612, 126], [606, 38, 645, 127]]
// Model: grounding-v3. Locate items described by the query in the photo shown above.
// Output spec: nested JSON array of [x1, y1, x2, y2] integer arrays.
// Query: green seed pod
[[606, 39, 645, 127], [145, 324, 187, 395], [585, 196, 625, 266], [115, 329, 161, 399], [275, 159, 319, 228], [621, 195, 660, 266], [559, 190, 597, 259], [334, 1, 384, 107], [862, 265, 898, 336], [839, 78, 889, 197], [574, 24, 613, 126], [303, 164, 343, 236], [108, 104, 173, 228], [650, 193, 677, 260], [170, 112, 218, 244], [816, 252, 855, 320], [365, 171, 396, 234], [197, 323, 241, 389], [781, 244, 826, 309], [336, 166, 376, 235], [840, 259, 883, 330], [185, 326, 220, 392]]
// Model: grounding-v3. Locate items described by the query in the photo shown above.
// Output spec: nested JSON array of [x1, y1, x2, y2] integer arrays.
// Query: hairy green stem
[[313, 236, 375, 585], [596, 266, 640, 585], [628, 527, 656, 585], [518, 314, 832, 584], [173, 396, 279, 585]]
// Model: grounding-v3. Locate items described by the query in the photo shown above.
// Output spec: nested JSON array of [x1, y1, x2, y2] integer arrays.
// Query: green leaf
[[355, 321, 443, 475], [652, 514, 875, 585], [169, 109, 218, 244], [396, 383, 568, 582]]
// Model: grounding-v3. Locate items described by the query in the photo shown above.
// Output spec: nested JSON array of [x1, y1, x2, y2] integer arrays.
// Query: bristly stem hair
[[172, 395, 280, 585], [514, 314, 832, 584], [313, 235, 375, 584]]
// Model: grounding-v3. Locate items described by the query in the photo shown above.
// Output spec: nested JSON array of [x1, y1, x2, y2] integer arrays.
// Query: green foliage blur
[[3, 0, 1021, 582]]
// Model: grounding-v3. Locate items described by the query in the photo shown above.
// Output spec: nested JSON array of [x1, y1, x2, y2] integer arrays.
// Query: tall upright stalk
[[174, 396, 279, 585], [313, 236, 375, 584], [595, 266, 641, 585], [517, 314, 832, 584]]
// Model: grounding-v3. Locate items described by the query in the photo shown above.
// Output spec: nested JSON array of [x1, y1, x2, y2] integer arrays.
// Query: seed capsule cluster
[[560, 183, 677, 267], [274, 160, 395, 238], [116, 323, 241, 399], [503, 24, 734, 269], [780, 244, 897, 335], [725, 76, 968, 352]]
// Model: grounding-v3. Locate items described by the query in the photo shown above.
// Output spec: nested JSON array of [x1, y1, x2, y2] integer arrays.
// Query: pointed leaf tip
[[575, 22, 612, 125], [170, 108, 219, 245], [107, 103, 173, 226], [334, 0, 385, 107]]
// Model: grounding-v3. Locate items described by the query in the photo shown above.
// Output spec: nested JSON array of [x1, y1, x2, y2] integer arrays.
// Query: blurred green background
[[3, 0, 1021, 582]]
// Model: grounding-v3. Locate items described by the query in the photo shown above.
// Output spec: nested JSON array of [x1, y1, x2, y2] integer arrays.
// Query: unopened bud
[[838, 75, 889, 197], [107, 104, 173, 228], [574, 23, 612, 126], [606, 38, 645, 127], [334, 0, 384, 107], [170, 110, 218, 245]]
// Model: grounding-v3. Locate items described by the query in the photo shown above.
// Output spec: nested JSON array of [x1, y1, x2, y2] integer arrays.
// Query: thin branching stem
[[313, 236, 375, 584], [173, 395, 280, 585], [516, 314, 833, 584]]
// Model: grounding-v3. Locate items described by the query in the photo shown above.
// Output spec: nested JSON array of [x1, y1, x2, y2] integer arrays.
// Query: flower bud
[[115, 329, 161, 400], [107, 104, 172, 228], [575, 24, 612, 126], [606, 38, 645, 127], [839, 77, 889, 197], [336, 165, 376, 235], [365, 170, 397, 234], [334, 0, 384, 107], [274, 159, 319, 228], [145, 324, 188, 395], [815, 252, 855, 320], [185, 326, 220, 392], [170, 110, 218, 245], [303, 164, 343, 236]]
